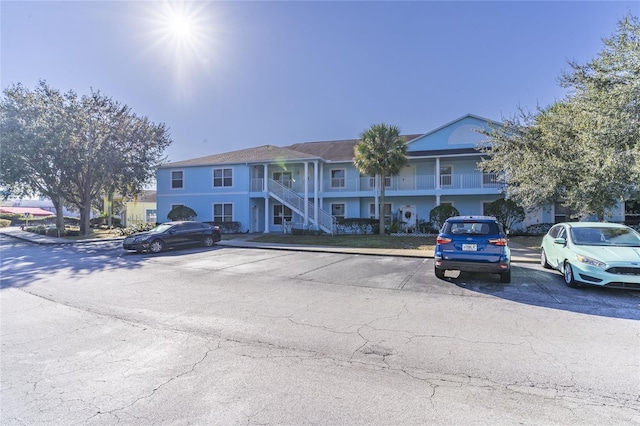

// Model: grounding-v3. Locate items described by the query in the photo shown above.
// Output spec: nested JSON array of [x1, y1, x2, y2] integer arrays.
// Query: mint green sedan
[[540, 222, 640, 289]]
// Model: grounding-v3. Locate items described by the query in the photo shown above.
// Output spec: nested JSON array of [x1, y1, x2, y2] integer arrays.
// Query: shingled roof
[[159, 145, 322, 168], [161, 134, 425, 168]]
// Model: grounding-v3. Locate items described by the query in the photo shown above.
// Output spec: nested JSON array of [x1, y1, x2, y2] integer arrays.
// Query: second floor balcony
[[251, 173, 502, 194]]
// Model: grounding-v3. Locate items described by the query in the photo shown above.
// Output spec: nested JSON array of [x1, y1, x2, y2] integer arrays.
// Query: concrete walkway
[[0, 227, 541, 263]]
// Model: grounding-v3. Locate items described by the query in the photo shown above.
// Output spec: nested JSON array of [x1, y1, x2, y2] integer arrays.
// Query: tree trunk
[[80, 184, 92, 236], [53, 196, 65, 230]]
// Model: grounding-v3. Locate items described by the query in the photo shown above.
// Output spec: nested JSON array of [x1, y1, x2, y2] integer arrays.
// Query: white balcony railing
[[252, 173, 501, 193]]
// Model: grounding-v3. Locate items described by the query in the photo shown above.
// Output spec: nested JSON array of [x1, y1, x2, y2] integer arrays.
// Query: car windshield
[[570, 227, 640, 246], [148, 223, 174, 234]]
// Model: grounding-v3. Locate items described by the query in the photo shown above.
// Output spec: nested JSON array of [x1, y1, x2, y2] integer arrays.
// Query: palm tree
[[354, 123, 408, 235]]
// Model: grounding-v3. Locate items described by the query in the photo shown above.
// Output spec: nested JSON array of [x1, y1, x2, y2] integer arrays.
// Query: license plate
[[462, 244, 477, 251]]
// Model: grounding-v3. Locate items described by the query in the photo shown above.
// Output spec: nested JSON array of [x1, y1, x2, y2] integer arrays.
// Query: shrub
[[167, 205, 197, 221], [205, 221, 243, 234], [525, 223, 554, 235], [335, 218, 377, 235], [90, 216, 122, 228], [429, 205, 460, 231], [0, 219, 10, 228], [485, 198, 525, 232]]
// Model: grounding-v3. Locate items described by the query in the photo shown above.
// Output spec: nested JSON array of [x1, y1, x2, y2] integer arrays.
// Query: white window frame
[[330, 169, 346, 188], [171, 170, 184, 189], [213, 168, 233, 188], [331, 203, 346, 220], [369, 203, 392, 224], [273, 204, 292, 225], [145, 209, 157, 223], [213, 203, 233, 222], [367, 174, 391, 189], [273, 171, 293, 188]]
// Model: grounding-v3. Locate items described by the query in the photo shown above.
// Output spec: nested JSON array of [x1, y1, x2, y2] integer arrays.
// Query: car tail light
[[436, 236, 452, 244], [489, 238, 508, 246]]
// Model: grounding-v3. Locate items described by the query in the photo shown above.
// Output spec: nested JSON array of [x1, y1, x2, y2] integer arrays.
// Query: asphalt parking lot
[[1, 234, 639, 425]]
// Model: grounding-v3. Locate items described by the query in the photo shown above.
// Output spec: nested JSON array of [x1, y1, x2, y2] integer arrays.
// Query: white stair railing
[[268, 179, 335, 234]]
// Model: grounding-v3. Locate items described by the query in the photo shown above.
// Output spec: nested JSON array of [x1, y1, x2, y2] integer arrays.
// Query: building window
[[331, 203, 345, 220], [554, 202, 568, 223], [273, 204, 292, 225], [213, 203, 233, 222], [213, 168, 233, 188], [366, 174, 391, 189], [273, 171, 293, 188], [145, 209, 157, 223], [331, 169, 346, 188], [369, 203, 392, 224], [171, 171, 184, 189], [440, 165, 452, 187]]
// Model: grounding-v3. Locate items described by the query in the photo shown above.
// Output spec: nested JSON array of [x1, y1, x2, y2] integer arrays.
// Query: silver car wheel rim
[[564, 263, 572, 283]]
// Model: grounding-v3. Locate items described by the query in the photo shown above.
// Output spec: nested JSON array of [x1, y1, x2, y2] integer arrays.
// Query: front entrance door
[[398, 165, 415, 190]]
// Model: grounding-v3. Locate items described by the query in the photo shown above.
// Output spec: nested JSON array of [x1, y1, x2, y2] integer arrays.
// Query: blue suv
[[434, 216, 511, 283]]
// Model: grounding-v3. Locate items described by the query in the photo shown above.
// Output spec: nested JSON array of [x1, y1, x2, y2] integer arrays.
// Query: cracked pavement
[[1, 236, 639, 425]]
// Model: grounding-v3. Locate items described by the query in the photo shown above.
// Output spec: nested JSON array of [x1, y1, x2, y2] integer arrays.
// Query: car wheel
[[434, 266, 445, 279], [540, 249, 551, 269], [149, 240, 164, 253], [203, 236, 215, 247], [500, 269, 511, 284], [563, 262, 580, 288]]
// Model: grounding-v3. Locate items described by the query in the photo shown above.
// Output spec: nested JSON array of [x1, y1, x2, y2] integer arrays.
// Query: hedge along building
[[155, 114, 627, 233]]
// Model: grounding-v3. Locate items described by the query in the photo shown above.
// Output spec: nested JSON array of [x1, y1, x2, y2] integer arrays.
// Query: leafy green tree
[[484, 198, 525, 232], [0, 82, 69, 229], [429, 204, 459, 231], [167, 205, 197, 221], [354, 123, 408, 235], [479, 15, 640, 220], [1, 81, 172, 235]]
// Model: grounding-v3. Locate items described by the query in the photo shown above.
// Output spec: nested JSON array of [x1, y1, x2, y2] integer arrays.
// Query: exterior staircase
[[268, 179, 336, 234]]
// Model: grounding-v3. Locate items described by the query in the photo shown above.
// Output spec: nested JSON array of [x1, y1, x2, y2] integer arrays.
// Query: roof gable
[[407, 114, 497, 153]]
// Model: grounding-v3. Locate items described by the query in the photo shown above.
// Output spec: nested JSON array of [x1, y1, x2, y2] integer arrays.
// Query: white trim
[[170, 170, 185, 190], [330, 168, 346, 188], [213, 167, 234, 189], [212, 201, 234, 222], [330, 202, 346, 220]]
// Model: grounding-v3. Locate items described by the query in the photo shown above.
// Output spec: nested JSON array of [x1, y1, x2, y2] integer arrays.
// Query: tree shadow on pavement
[[438, 265, 640, 320]]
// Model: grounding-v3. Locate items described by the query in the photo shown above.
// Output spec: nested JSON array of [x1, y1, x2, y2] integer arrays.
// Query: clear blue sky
[[2, 1, 637, 163]]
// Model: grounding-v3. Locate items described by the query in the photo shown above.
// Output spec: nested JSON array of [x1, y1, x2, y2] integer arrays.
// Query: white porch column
[[263, 196, 269, 233], [435, 157, 441, 190], [314, 160, 319, 227], [436, 194, 441, 207], [263, 164, 268, 192], [304, 161, 309, 226]]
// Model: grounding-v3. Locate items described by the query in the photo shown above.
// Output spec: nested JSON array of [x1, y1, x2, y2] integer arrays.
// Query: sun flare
[[138, 1, 219, 100]]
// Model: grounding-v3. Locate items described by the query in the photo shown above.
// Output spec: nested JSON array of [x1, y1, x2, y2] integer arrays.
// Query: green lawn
[[240, 234, 543, 251], [58, 228, 543, 250]]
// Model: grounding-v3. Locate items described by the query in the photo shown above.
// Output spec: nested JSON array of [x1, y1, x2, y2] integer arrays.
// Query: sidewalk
[[0, 227, 540, 263]]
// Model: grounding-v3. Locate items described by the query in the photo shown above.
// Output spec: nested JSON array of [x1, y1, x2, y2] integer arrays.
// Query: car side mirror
[[553, 237, 566, 245]]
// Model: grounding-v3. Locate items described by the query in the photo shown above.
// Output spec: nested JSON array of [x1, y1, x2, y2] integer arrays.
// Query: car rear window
[[444, 221, 499, 235]]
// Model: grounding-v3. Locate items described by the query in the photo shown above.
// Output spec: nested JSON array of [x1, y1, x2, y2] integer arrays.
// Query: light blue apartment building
[[156, 114, 628, 233]]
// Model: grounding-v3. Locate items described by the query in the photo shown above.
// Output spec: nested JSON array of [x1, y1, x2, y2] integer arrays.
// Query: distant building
[[121, 190, 157, 226]]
